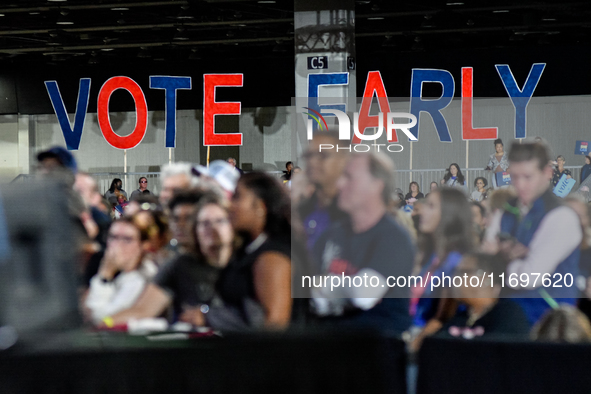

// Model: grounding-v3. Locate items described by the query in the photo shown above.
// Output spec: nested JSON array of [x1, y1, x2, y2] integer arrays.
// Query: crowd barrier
[[92, 170, 285, 195], [395, 166, 582, 195], [8, 166, 584, 197], [91, 166, 584, 197]]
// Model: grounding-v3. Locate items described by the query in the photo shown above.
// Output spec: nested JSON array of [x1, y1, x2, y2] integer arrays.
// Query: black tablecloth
[[418, 336, 591, 394], [0, 330, 407, 394]]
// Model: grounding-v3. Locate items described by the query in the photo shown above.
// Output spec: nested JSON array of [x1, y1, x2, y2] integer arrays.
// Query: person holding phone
[[484, 142, 581, 325]]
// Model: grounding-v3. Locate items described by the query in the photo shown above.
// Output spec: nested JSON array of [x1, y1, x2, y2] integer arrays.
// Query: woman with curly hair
[[471, 177, 488, 202]]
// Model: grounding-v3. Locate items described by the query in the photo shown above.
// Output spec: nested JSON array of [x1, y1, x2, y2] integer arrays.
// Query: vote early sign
[[45, 62, 546, 150]]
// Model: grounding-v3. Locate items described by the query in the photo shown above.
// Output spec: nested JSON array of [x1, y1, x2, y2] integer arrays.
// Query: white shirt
[[85, 262, 157, 323]]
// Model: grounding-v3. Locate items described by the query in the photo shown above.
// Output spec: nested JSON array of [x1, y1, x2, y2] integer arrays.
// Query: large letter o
[[98, 76, 148, 149]]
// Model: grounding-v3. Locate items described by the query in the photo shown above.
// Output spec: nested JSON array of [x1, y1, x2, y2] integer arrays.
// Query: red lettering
[[203, 74, 243, 146], [97, 76, 148, 150]]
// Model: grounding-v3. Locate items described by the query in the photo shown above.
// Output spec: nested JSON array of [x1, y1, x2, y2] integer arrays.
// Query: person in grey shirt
[[130, 177, 152, 201], [441, 163, 468, 194]]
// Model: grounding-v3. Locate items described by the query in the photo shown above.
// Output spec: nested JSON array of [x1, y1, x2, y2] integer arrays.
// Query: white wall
[[0, 115, 20, 179], [0, 95, 589, 185]]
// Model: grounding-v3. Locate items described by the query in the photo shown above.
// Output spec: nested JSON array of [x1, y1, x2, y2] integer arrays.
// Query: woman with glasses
[[471, 177, 488, 202], [552, 155, 573, 188], [100, 192, 234, 327], [182, 172, 292, 330], [130, 177, 153, 201], [85, 216, 159, 324]]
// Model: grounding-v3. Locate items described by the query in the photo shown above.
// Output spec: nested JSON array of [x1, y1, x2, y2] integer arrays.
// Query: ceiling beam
[[0, 18, 293, 36], [0, 1, 188, 14], [0, 36, 293, 54], [355, 22, 588, 37]]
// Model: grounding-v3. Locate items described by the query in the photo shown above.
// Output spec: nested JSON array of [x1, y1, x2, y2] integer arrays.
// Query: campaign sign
[[575, 141, 591, 155], [496, 172, 512, 186], [553, 174, 576, 198]]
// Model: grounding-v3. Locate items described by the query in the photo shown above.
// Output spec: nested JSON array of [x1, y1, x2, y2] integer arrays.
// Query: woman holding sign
[[552, 155, 572, 188], [485, 139, 509, 189]]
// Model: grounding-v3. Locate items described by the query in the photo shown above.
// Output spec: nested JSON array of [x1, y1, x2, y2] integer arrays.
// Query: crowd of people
[[31, 135, 591, 348]]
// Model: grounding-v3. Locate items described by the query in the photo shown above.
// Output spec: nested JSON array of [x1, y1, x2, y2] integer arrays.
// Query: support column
[[293, 0, 356, 160]]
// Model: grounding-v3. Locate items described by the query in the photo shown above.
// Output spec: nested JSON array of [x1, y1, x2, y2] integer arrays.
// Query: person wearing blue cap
[[36, 146, 98, 243], [37, 146, 78, 175]]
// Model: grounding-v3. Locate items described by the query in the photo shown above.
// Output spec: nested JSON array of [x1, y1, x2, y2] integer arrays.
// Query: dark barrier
[[417, 336, 591, 394], [0, 330, 407, 394]]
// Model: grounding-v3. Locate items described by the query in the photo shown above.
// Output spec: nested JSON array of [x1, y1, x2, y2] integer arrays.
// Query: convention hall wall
[[0, 44, 589, 179]]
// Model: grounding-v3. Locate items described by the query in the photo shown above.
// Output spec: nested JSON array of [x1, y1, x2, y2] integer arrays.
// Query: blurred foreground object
[[0, 180, 80, 348]]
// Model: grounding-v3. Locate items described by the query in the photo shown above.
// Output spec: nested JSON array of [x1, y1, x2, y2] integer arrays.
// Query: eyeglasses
[[140, 180, 148, 184], [107, 234, 139, 244], [197, 217, 230, 229]]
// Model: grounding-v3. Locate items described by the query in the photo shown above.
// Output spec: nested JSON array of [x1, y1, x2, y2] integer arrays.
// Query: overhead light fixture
[[257, 1, 276, 3], [412, 36, 424, 51], [137, 47, 151, 58], [47, 36, 62, 46], [173, 28, 189, 41], [273, 43, 286, 53], [0, 14, 5, 17], [56, 11, 73, 25], [101, 48, 114, 52], [367, 17, 384, 20], [88, 51, 99, 64], [177, 6, 194, 20], [29, 12, 40, 15], [189, 49, 201, 60], [382, 36, 396, 47], [421, 15, 434, 28], [111, 7, 129, 11]]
